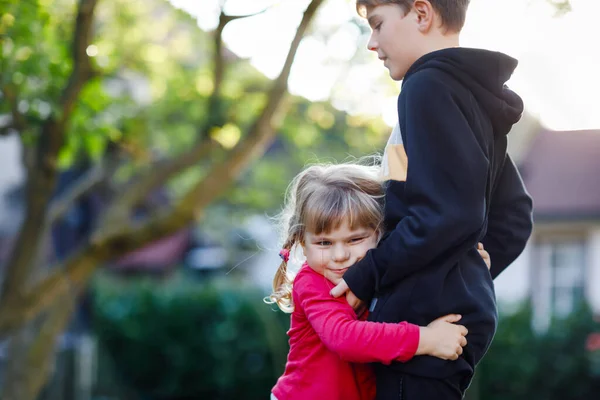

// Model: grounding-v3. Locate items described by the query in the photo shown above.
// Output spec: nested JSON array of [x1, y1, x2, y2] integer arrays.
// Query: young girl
[[267, 163, 490, 400]]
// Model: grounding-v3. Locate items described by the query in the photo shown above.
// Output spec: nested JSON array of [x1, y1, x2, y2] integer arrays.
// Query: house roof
[[113, 229, 191, 270], [520, 129, 600, 220]]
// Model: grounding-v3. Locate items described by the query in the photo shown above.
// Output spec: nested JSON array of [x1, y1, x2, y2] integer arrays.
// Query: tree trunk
[[0, 1, 325, 399], [1, 295, 75, 400]]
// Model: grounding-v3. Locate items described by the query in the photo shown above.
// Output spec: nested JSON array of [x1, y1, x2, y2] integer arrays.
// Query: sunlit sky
[[170, 0, 600, 131]]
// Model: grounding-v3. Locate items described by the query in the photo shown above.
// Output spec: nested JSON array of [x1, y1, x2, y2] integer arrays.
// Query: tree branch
[[106, 5, 271, 223], [209, 12, 226, 116], [100, 4, 267, 227], [1, 84, 26, 133], [226, 0, 324, 146], [0, 293, 75, 400], [0, 0, 99, 307], [205, 6, 271, 130], [176, 0, 324, 214], [58, 0, 98, 125], [101, 137, 219, 228], [219, 6, 270, 25], [0, 208, 189, 337], [0, 0, 326, 337], [44, 163, 106, 227]]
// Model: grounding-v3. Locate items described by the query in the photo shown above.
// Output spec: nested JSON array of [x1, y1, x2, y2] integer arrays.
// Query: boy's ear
[[413, 0, 435, 33]]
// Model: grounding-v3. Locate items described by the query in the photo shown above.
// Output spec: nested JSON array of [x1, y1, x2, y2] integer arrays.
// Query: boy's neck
[[418, 32, 461, 59]]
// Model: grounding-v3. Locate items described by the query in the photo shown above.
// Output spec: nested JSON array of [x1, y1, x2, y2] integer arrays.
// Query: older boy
[[331, 1, 533, 399]]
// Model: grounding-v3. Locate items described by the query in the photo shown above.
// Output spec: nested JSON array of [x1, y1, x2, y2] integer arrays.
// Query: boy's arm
[[481, 154, 533, 279], [296, 272, 419, 364], [343, 73, 489, 302]]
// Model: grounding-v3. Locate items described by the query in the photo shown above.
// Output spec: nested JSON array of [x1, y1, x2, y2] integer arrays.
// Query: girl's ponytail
[[265, 236, 296, 313]]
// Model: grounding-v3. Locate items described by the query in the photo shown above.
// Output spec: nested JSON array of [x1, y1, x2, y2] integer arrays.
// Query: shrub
[[92, 271, 289, 400], [473, 302, 600, 400]]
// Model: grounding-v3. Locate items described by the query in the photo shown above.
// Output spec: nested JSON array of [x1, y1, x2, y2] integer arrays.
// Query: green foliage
[[2, 0, 390, 218], [226, 98, 388, 213], [1, 0, 72, 132], [93, 275, 600, 400], [474, 302, 600, 400], [1, 0, 215, 165], [547, 0, 572, 16], [92, 271, 290, 400]]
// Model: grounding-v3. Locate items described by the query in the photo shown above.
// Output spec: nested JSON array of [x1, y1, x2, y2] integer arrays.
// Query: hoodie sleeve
[[482, 154, 533, 279], [344, 72, 489, 302]]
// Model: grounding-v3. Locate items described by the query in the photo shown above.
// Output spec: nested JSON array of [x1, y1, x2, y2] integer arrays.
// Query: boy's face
[[302, 219, 378, 285], [366, 4, 423, 81]]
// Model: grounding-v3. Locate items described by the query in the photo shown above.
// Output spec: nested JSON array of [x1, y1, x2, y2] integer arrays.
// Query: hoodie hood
[[402, 48, 524, 136]]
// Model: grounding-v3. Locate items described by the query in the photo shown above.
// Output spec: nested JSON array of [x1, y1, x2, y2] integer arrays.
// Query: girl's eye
[[375, 22, 382, 31], [350, 237, 365, 243], [317, 241, 331, 246]]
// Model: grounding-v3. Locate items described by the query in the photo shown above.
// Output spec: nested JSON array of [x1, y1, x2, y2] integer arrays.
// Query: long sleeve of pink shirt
[[294, 268, 420, 364]]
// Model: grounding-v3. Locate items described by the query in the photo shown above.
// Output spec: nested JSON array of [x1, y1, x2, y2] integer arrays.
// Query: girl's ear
[[298, 238, 305, 249]]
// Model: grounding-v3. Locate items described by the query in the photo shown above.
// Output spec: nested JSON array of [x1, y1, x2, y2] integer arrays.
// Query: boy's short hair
[[357, 0, 470, 33]]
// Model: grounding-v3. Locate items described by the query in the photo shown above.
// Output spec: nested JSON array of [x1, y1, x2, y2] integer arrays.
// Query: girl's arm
[[295, 270, 419, 364]]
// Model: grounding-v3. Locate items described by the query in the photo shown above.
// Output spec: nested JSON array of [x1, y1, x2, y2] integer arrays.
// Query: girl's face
[[303, 219, 378, 285]]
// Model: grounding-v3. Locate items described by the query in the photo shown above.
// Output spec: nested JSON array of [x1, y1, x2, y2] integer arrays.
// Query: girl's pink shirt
[[272, 264, 420, 400]]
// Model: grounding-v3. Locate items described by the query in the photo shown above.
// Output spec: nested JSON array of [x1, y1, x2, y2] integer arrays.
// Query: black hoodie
[[343, 48, 533, 383]]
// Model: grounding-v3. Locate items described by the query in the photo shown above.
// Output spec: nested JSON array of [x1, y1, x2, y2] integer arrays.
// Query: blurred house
[[0, 134, 25, 233], [495, 127, 600, 331], [0, 134, 26, 267]]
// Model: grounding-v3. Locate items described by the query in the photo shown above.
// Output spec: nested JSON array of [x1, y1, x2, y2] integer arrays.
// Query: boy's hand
[[330, 279, 349, 298], [330, 280, 366, 317], [416, 314, 468, 361], [477, 242, 491, 270], [346, 291, 367, 317]]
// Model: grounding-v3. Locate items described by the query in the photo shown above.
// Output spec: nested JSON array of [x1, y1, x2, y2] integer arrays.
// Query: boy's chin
[[388, 67, 406, 81]]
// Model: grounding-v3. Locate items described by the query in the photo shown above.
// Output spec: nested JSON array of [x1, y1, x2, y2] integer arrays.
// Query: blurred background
[[0, 0, 599, 399]]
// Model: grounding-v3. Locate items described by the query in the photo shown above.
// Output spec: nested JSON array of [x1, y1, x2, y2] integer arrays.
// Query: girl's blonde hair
[[266, 162, 384, 313]]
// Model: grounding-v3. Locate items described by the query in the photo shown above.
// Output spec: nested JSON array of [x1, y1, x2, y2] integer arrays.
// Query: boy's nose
[[367, 36, 378, 52]]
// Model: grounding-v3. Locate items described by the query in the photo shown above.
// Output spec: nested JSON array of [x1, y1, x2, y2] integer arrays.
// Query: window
[[536, 241, 586, 318], [549, 242, 586, 317], [533, 240, 587, 332]]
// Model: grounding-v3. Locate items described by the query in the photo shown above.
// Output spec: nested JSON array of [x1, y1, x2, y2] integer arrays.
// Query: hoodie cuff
[[343, 251, 377, 302]]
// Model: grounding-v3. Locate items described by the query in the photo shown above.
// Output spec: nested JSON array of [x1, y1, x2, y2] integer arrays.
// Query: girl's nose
[[332, 246, 350, 262]]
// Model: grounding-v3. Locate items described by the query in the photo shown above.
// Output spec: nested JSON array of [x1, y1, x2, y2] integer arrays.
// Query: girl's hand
[[477, 242, 491, 270], [417, 314, 468, 360]]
